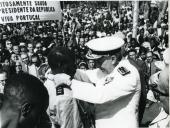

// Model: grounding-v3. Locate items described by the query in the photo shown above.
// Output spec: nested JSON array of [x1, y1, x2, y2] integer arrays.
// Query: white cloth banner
[[0, 0, 62, 23]]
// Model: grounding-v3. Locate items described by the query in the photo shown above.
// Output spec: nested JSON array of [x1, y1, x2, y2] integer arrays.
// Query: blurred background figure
[[87, 59, 96, 70], [78, 61, 88, 70], [29, 54, 41, 78], [0, 69, 7, 93], [0, 73, 49, 128]]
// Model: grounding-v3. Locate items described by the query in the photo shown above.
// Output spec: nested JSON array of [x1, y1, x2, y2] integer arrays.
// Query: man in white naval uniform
[[71, 37, 141, 128], [54, 36, 141, 128]]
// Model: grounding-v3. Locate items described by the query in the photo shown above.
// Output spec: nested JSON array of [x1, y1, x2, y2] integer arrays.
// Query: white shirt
[[149, 108, 170, 128]]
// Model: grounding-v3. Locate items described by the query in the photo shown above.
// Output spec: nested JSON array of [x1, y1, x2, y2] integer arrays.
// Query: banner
[[0, 0, 62, 23]]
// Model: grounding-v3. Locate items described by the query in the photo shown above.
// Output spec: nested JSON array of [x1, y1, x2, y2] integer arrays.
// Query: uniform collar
[[150, 108, 169, 124]]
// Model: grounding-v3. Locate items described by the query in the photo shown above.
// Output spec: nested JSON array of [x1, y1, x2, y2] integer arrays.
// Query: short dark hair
[[138, 46, 147, 55], [4, 73, 49, 111], [48, 47, 76, 78]]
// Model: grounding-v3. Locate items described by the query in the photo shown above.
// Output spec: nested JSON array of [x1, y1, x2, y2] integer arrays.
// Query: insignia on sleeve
[[104, 77, 114, 85], [56, 86, 64, 95], [117, 66, 130, 76]]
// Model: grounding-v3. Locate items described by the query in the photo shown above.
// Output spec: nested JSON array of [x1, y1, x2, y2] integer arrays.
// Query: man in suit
[[54, 36, 141, 128], [20, 53, 30, 73], [145, 51, 160, 77]]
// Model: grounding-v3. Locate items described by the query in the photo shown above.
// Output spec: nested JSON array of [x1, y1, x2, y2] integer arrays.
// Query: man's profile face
[[96, 55, 116, 74], [157, 64, 169, 114], [0, 72, 7, 93]]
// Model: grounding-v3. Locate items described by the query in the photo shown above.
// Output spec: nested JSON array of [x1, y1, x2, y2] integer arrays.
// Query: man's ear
[[111, 55, 117, 65], [21, 102, 32, 117]]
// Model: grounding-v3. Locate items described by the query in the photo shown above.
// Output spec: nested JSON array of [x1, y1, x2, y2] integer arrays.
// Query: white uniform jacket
[[72, 59, 141, 128]]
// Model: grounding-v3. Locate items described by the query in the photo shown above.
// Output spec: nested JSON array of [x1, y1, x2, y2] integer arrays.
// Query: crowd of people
[[0, 1, 169, 128]]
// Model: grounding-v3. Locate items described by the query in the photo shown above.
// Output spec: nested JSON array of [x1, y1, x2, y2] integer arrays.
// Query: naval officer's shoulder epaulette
[[117, 66, 130, 76]]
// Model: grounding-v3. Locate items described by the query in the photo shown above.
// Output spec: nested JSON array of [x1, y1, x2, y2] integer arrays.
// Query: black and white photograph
[[0, 0, 169, 128]]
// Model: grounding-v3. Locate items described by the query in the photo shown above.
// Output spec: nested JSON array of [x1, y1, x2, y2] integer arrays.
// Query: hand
[[53, 73, 72, 87]]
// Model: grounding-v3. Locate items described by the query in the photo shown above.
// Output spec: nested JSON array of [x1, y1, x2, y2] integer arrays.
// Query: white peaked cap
[[85, 36, 124, 52]]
